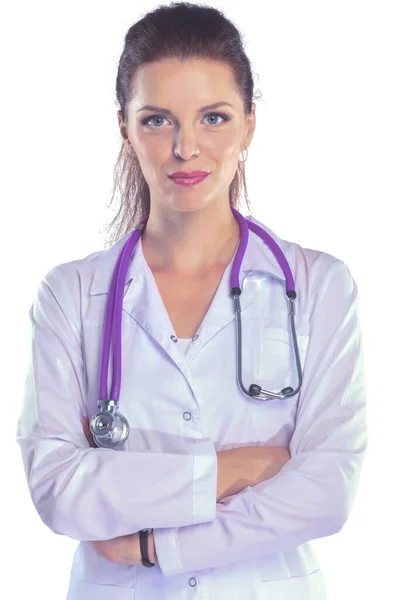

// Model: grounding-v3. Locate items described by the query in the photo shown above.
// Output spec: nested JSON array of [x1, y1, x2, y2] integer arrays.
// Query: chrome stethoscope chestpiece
[[89, 400, 130, 449]]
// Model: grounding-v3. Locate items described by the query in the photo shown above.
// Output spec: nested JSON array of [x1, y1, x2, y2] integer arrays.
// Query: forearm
[[150, 446, 288, 564]]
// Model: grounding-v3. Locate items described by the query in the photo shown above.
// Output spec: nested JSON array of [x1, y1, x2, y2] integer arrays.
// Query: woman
[[16, 2, 367, 599]]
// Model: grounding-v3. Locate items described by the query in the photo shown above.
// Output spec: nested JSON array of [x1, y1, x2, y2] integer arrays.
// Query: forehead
[[131, 58, 239, 107]]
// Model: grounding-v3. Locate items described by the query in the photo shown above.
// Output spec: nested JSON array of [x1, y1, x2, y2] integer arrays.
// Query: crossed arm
[[82, 417, 289, 566]]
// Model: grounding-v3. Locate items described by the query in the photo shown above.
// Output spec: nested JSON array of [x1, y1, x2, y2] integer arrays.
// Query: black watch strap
[[139, 528, 155, 568]]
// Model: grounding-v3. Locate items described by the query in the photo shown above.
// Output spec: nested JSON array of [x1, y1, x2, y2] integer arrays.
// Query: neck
[[141, 204, 240, 276]]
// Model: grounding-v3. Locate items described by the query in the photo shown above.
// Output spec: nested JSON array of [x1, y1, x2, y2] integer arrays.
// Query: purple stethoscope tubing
[[98, 214, 149, 402], [98, 206, 303, 407]]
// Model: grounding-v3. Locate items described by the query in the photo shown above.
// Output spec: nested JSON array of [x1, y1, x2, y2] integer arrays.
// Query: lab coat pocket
[[245, 326, 309, 444], [70, 541, 138, 589], [259, 569, 327, 600], [245, 325, 309, 404], [66, 576, 137, 600]]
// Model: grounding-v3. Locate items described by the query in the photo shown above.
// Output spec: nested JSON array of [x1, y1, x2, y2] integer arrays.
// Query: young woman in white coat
[[16, 2, 367, 599]]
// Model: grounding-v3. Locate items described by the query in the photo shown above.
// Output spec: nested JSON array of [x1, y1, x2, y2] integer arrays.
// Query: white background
[[2, 1, 396, 598]]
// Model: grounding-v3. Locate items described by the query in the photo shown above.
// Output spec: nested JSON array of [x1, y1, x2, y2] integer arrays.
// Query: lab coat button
[[170, 335, 178, 342], [189, 577, 197, 586], [183, 412, 192, 421], [192, 334, 199, 341]]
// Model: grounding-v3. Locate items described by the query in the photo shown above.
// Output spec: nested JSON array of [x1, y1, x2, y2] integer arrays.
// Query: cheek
[[130, 125, 165, 156], [137, 137, 165, 159], [206, 131, 240, 155], [133, 139, 169, 178], [212, 138, 243, 174], [213, 141, 243, 177]]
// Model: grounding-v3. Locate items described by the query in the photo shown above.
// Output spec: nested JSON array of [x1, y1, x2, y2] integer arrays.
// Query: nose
[[173, 146, 199, 161], [172, 129, 199, 161]]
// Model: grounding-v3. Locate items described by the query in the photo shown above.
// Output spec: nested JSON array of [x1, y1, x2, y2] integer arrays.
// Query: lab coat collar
[[89, 213, 290, 347], [90, 213, 288, 296]]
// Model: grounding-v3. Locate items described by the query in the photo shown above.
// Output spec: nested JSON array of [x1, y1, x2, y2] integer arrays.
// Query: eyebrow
[[137, 101, 234, 115]]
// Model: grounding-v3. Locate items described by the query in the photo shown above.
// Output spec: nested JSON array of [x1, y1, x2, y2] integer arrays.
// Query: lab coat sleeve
[[15, 265, 217, 541], [153, 258, 368, 576]]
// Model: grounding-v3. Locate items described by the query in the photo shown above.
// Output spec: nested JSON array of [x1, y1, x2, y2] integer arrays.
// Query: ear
[[244, 102, 256, 150], [117, 110, 129, 143]]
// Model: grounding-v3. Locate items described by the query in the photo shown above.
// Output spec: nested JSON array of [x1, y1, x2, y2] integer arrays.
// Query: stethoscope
[[89, 207, 303, 449]]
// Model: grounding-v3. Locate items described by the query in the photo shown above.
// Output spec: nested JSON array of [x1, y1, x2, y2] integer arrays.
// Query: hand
[[82, 416, 97, 448], [89, 532, 142, 565], [216, 445, 291, 502], [234, 445, 291, 485], [90, 531, 157, 565]]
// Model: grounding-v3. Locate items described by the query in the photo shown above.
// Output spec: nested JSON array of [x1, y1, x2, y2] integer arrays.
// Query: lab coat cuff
[[153, 438, 217, 576], [189, 438, 217, 524], [152, 527, 183, 576]]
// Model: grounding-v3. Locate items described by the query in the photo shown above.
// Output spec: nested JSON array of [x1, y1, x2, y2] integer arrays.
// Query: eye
[[204, 113, 229, 126], [141, 112, 229, 128]]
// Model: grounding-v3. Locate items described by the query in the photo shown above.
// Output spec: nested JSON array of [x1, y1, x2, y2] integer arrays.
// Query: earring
[[125, 140, 134, 156], [239, 147, 248, 164]]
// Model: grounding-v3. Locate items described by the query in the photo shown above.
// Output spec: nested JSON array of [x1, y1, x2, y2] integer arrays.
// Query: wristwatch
[[139, 528, 155, 568]]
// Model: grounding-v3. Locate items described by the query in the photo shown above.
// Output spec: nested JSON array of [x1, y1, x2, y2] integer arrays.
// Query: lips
[[169, 171, 210, 178], [168, 172, 210, 186]]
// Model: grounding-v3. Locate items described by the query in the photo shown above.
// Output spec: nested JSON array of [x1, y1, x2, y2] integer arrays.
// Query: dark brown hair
[[101, 1, 262, 249]]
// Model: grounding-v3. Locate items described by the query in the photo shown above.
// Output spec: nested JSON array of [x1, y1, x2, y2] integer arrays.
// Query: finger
[[82, 417, 97, 448]]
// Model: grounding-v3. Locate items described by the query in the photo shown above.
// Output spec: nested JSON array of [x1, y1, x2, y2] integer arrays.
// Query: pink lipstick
[[168, 170, 210, 186]]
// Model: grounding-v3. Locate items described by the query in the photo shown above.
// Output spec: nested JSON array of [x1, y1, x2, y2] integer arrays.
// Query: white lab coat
[[16, 213, 367, 599]]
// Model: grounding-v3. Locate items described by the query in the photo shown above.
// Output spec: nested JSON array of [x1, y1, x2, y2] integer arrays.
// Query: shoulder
[[39, 248, 105, 300], [38, 231, 130, 298], [247, 212, 342, 268], [245, 212, 356, 306]]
